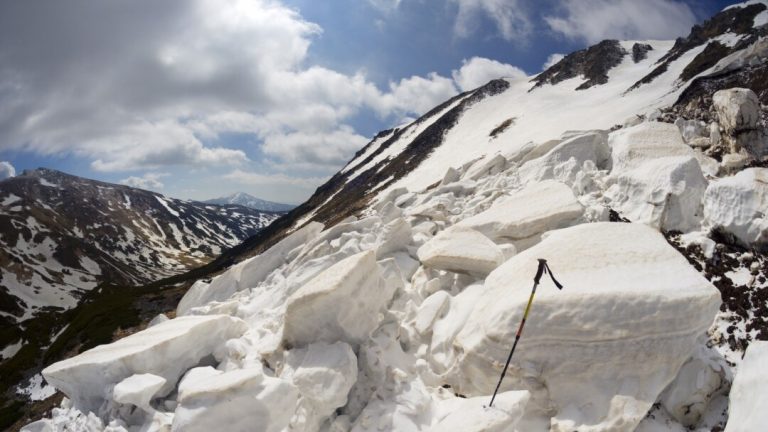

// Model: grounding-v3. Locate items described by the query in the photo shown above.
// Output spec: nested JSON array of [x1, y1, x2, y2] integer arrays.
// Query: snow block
[[606, 122, 707, 232], [43, 315, 248, 413], [428, 391, 530, 432], [704, 168, 768, 249], [282, 250, 392, 347], [453, 222, 721, 432], [456, 180, 583, 240], [177, 222, 324, 315], [518, 131, 610, 183], [172, 368, 298, 432], [417, 226, 504, 276], [725, 341, 768, 432], [112, 373, 166, 411], [713, 88, 760, 133]]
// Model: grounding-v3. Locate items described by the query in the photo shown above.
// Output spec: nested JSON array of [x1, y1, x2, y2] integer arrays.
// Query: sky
[[0, 0, 740, 204]]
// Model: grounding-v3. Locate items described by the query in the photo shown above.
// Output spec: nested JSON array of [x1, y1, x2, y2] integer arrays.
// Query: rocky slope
[[203, 192, 295, 212], [0, 168, 280, 325], [16, 1, 768, 431]]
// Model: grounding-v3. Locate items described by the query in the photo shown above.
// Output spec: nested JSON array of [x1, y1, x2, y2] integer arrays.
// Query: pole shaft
[[488, 282, 538, 407]]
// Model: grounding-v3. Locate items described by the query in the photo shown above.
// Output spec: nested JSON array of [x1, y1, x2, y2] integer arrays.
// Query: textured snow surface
[[724, 341, 768, 432], [704, 168, 768, 247], [417, 226, 504, 275]]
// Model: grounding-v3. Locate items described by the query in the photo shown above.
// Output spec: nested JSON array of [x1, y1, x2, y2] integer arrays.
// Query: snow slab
[[704, 168, 768, 248], [417, 226, 504, 276], [456, 180, 583, 240], [112, 373, 166, 411], [605, 122, 707, 232], [427, 390, 530, 432], [43, 315, 248, 413], [724, 341, 768, 432], [282, 250, 393, 347], [453, 222, 721, 431], [173, 367, 297, 432]]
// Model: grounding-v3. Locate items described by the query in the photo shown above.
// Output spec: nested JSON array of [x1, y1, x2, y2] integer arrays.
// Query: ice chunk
[[281, 342, 358, 431], [417, 226, 504, 276], [456, 180, 583, 240], [454, 222, 721, 431], [283, 250, 393, 347], [605, 122, 707, 232], [704, 168, 768, 249], [43, 315, 248, 413], [428, 391, 530, 432], [724, 341, 768, 432], [177, 222, 324, 315], [172, 368, 297, 432], [112, 373, 166, 411]]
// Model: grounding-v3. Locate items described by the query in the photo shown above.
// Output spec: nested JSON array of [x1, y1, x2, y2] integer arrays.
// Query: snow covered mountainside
[[0, 168, 280, 324], [203, 192, 295, 212], [18, 2, 768, 432]]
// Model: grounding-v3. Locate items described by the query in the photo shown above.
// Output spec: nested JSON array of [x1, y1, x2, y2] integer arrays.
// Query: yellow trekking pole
[[488, 258, 563, 407]]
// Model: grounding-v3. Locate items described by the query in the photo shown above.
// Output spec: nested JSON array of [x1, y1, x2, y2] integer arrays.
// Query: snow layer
[[453, 223, 721, 431], [724, 341, 768, 432], [43, 315, 248, 413]]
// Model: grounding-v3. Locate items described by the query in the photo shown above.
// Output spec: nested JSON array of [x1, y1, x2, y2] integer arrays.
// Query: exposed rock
[[531, 40, 628, 91], [632, 43, 653, 63]]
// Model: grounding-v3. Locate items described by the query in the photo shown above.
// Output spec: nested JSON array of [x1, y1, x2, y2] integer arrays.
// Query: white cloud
[[261, 126, 370, 172], [450, 0, 532, 41], [542, 53, 565, 71], [368, 0, 402, 13], [452, 57, 527, 91], [370, 73, 459, 119], [224, 169, 328, 188], [120, 172, 168, 190], [0, 161, 15, 179], [545, 0, 696, 44]]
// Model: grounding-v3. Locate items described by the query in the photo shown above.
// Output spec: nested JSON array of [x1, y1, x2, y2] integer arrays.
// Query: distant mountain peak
[[203, 192, 295, 212]]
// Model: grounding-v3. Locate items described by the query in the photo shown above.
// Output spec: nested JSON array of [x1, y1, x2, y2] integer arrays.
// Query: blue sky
[[0, 0, 739, 203]]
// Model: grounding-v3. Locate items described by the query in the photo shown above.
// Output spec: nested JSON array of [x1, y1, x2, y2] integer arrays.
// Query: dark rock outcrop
[[531, 40, 628, 91], [632, 43, 653, 63]]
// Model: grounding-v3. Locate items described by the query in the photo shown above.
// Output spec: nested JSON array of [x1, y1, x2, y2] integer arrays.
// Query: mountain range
[[202, 192, 295, 212]]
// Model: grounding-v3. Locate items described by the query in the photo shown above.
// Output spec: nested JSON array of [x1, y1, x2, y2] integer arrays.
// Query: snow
[[16, 374, 57, 402], [456, 180, 583, 241], [417, 226, 504, 275], [42, 315, 248, 413], [1, 339, 23, 360], [155, 195, 180, 217], [2, 193, 21, 205], [452, 222, 721, 431], [724, 341, 768, 432], [426, 391, 530, 432], [112, 373, 166, 411], [282, 250, 393, 347], [704, 168, 768, 248], [38, 178, 60, 188], [605, 122, 707, 232]]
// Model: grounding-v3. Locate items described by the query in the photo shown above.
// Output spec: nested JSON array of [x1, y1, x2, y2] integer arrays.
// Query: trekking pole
[[488, 258, 563, 408]]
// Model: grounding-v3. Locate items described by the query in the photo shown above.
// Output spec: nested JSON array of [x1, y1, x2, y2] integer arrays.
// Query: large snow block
[[456, 180, 583, 240], [43, 315, 248, 413], [724, 341, 768, 432], [713, 88, 760, 134], [606, 122, 707, 232], [704, 168, 768, 249], [453, 222, 721, 432], [177, 222, 324, 315], [417, 226, 504, 276], [172, 368, 298, 432], [282, 250, 391, 347], [518, 131, 610, 183]]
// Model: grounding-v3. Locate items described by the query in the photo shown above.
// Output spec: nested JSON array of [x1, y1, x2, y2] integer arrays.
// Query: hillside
[[203, 192, 295, 212]]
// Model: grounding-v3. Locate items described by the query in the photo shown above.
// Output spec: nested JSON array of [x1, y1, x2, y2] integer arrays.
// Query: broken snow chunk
[[518, 131, 610, 183], [457, 180, 583, 240], [605, 122, 707, 232], [172, 368, 297, 432], [704, 168, 768, 249], [283, 250, 393, 347], [724, 341, 768, 432], [43, 315, 248, 413], [454, 222, 721, 432], [414, 291, 451, 335], [417, 226, 504, 276], [428, 391, 529, 432], [713, 88, 760, 134], [660, 357, 722, 427], [112, 374, 166, 411], [462, 153, 507, 181]]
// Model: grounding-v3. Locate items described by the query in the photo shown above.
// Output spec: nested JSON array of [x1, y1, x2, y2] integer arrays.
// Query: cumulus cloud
[[542, 53, 566, 70], [0, 161, 15, 179], [452, 57, 527, 91], [120, 172, 168, 190], [261, 126, 369, 171], [450, 0, 532, 41], [545, 0, 697, 44]]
